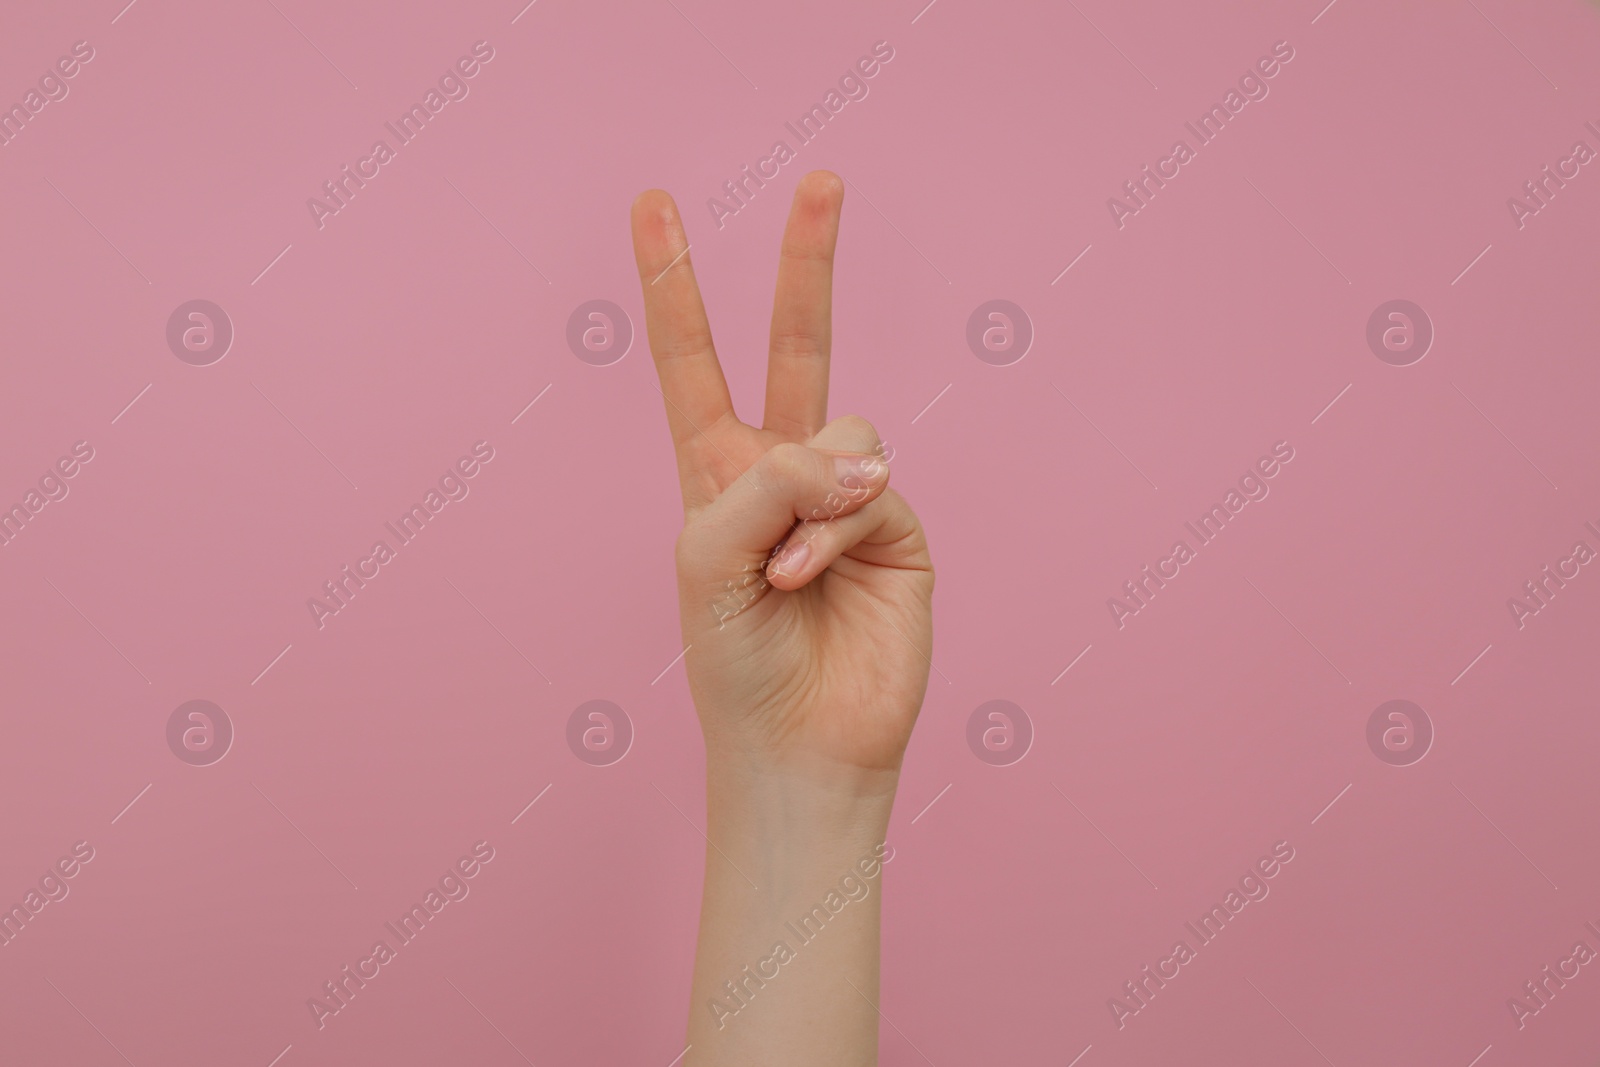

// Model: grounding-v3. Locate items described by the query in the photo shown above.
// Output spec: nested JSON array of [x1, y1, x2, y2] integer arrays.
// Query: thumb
[[676, 441, 891, 590]]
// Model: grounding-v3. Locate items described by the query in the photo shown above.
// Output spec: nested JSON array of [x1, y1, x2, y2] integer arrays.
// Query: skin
[[629, 170, 935, 1066]]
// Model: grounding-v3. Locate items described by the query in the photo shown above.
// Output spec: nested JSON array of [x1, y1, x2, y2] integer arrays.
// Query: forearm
[[686, 751, 899, 1066]]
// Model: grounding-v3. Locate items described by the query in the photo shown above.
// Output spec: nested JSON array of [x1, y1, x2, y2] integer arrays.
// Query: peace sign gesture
[[629, 170, 934, 779]]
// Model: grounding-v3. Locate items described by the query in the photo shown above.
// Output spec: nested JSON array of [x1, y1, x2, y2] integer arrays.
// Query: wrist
[[703, 747, 898, 891], [706, 743, 899, 822]]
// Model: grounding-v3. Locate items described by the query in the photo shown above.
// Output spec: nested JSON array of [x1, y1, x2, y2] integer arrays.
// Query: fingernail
[[835, 453, 887, 488], [767, 538, 811, 580]]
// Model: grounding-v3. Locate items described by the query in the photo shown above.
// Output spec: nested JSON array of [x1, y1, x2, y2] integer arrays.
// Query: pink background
[[3, 0, 1600, 1063]]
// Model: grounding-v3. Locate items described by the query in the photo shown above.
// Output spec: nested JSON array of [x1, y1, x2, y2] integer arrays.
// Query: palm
[[630, 172, 933, 774]]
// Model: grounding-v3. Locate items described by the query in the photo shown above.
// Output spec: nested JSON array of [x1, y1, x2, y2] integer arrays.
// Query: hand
[[629, 170, 935, 787]]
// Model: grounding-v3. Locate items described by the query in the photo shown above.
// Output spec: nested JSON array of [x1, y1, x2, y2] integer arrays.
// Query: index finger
[[629, 189, 736, 460]]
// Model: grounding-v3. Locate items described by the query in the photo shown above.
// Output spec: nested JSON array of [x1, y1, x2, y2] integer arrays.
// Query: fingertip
[[793, 171, 845, 219], [631, 187, 669, 211], [631, 188, 681, 233], [765, 536, 814, 587], [632, 189, 696, 283], [802, 169, 845, 199]]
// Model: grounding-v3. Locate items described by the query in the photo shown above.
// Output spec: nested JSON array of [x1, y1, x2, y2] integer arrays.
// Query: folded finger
[[765, 486, 925, 590]]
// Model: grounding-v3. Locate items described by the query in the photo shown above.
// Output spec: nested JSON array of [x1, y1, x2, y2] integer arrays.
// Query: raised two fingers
[[629, 173, 845, 507]]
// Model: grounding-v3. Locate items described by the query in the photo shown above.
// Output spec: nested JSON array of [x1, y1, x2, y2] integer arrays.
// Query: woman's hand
[[629, 170, 935, 788], [632, 170, 934, 1064]]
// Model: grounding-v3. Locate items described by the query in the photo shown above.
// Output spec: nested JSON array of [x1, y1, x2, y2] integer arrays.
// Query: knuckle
[[779, 239, 834, 264], [768, 326, 829, 361], [762, 441, 817, 483], [653, 333, 714, 363], [831, 413, 880, 449]]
